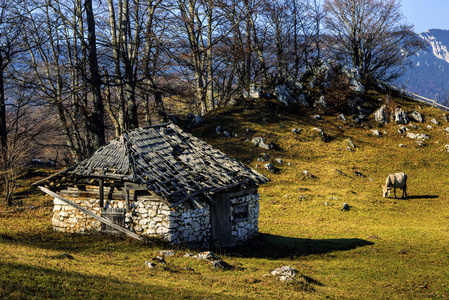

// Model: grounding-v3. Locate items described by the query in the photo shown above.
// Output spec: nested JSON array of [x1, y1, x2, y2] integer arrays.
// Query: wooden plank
[[99, 179, 104, 207], [38, 186, 147, 243]]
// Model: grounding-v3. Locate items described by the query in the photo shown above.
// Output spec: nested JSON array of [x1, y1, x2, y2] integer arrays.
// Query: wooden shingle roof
[[38, 123, 268, 204]]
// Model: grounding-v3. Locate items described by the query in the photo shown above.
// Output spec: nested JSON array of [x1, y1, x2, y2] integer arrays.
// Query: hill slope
[[1, 90, 449, 299]]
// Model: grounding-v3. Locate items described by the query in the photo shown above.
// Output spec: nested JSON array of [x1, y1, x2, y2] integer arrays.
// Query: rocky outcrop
[[374, 105, 388, 124], [394, 108, 409, 124]]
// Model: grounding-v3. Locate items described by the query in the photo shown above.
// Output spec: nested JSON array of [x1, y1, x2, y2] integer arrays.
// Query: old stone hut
[[35, 123, 268, 248]]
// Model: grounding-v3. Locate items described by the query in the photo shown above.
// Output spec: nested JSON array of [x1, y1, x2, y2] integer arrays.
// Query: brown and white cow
[[382, 172, 407, 198]]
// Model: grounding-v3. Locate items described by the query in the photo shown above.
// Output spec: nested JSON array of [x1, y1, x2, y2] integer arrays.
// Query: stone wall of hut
[[129, 196, 211, 248], [229, 191, 259, 245], [51, 186, 259, 248]]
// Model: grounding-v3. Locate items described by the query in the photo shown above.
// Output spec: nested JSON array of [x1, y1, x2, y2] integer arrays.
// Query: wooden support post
[[125, 189, 130, 212], [99, 179, 104, 207]]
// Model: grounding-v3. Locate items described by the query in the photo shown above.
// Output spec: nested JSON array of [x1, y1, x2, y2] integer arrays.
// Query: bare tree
[[0, 0, 29, 156], [323, 0, 425, 82]]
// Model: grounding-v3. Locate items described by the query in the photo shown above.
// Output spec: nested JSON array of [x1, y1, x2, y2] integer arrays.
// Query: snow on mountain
[[398, 29, 449, 103]]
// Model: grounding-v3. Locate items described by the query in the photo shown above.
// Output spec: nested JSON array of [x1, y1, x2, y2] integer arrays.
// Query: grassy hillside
[[1, 90, 449, 299]]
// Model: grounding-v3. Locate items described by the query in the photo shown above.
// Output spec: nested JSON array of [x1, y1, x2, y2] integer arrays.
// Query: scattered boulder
[[337, 114, 346, 122], [312, 127, 332, 142], [195, 251, 232, 270], [186, 113, 202, 127], [443, 145, 449, 152], [270, 266, 298, 282], [215, 126, 223, 135], [431, 118, 439, 125], [314, 96, 328, 110], [409, 110, 424, 123], [152, 256, 166, 265], [355, 171, 365, 178], [399, 144, 406, 148], [346, 139, 356, 150], [275, 85, 296, 106], [257, 153, 270, 162], [264, 163, 279, 173], [398, 126, 408, 135], [251, 137, 270, 150], [302, 170, 317, 180], [350, 78, 365, 93], [249, 84, 261, 99], [394, 108, 409, 125], [160, 250, 176, 257], [374, 105, 388, 124], [275, 158, 283, 164], [145, 261, 156, 269], [406, 132, 430, 140], [445, 127, 449, 133], [292, 128, 302, 134], [371, 130, 381, 137], [443, 114, 448, 122], [343, 203, 350, 211], [427, 125, 433, 130]]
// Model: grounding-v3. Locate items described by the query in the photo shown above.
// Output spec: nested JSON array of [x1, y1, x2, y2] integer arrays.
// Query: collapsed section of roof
[[37, 123, 268, 205]]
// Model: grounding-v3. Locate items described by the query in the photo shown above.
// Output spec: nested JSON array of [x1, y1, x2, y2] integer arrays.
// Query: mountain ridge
[[398, 29, 449, 103]]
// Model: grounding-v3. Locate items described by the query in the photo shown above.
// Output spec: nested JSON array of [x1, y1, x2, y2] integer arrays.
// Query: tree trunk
[[0, 65, 7, 156], [85, 0, 105, 151]]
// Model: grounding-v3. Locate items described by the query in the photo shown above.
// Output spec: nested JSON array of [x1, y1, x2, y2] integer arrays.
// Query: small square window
[[233, 203, 249, 221]]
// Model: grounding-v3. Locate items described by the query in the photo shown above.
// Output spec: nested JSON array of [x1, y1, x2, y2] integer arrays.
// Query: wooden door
[[101, 208, 125, 234], [211, 193, 232, 247]]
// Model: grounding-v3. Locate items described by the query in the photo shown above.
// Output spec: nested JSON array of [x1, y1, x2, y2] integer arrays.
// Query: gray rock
[[394, 108, 409, 125], [275, 158, 283, 164], [251, 137, 270, 150], [343, 203, 350, 211], [271, 266, 298, 279], [350, 79, 365, 93], [275, 85, 295, 106], [371, 130, 381, 137], [346, 139, 356, 149], [399, 144, 406, 147], [292, 128, 302, 134], [444, 145, 449, 152], [398, 126, 408, 135], [406, 132, 430, 140], [249, 84, 261, 99], [314, 95, 328, 110], [264, 163, 277, 173], [409, 110, 424, 123], [145, 261, 156, 268], [443, 114, 448, 122], [338, 114, 346, 122], [160, 250, 176, 257], [445, 127, 449, 133], [374, 105, 388, 124], [431, 118, 439, 125]]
